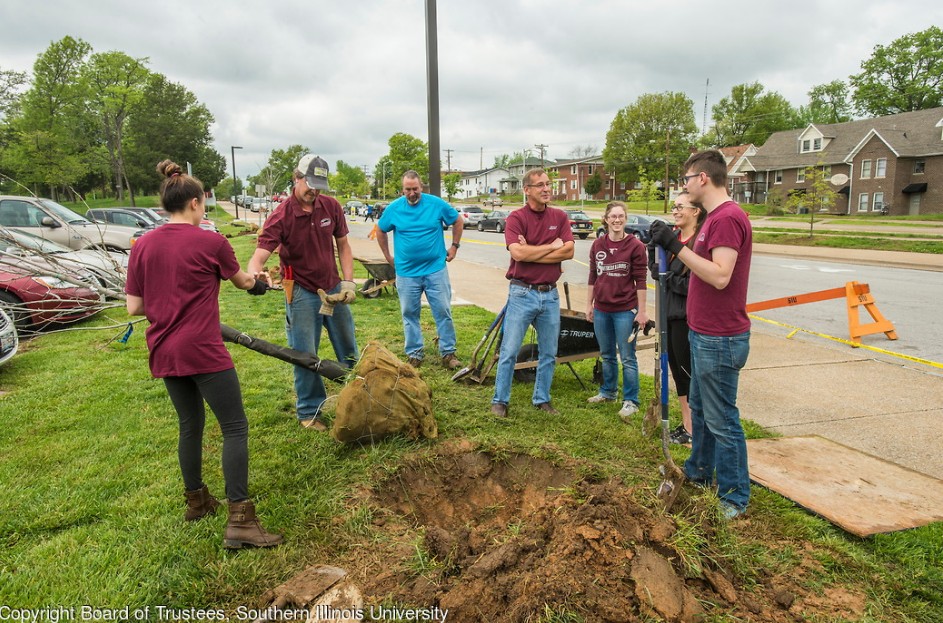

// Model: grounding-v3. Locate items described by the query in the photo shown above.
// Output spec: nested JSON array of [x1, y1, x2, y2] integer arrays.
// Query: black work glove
[[247, 279, 270, 296], [649, 220, 684, 256]]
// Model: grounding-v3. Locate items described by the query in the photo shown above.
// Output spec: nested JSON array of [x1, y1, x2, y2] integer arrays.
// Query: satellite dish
[[830, 173, 849, 186]]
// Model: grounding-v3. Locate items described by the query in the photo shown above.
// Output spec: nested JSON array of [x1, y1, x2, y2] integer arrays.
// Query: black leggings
[[163, 368, 249, 502], [666, 319, 691, 398]]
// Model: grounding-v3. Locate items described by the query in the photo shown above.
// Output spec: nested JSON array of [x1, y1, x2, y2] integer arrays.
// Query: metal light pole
[[425, 0, 441, 197], [231, 146, 243, 219]]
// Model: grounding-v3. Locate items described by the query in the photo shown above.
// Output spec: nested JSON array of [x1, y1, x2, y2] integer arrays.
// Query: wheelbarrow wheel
[[513, 343, 538, 383], [361, 278, 382, 299]]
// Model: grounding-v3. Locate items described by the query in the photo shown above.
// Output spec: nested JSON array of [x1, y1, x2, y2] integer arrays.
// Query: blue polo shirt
[[377, 194, 458, 277]]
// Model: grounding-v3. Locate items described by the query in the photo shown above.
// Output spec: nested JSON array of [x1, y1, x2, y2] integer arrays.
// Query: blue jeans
[[684, 329, 751, 510], [395, 266, 457, 359], [492, 284, 560, 407], [285, 283, 359, 419], [592, 308, 639, 403]]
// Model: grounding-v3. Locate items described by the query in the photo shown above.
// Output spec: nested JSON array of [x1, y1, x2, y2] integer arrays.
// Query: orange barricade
[[746, 281, 897, 345]]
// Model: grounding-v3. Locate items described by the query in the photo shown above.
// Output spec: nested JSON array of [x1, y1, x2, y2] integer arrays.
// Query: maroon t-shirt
[[125, 224, 240, 378], [503, 204, 574, 285], [687, 201, 753, 336], [257, 193, 349, 293], [587, 234, 648, 313]]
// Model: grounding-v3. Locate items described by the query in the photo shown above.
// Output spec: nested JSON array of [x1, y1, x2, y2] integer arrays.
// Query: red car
[[0, 263, 103, 333]]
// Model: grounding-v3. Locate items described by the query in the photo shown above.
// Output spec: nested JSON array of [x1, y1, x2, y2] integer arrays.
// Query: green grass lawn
[[1, 232, 941, 620]]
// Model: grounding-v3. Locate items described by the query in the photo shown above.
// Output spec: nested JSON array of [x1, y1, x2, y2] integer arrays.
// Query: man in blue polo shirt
[[376, 170, 464, 370]]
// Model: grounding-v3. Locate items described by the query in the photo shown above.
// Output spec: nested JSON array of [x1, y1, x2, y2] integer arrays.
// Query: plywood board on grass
[[747, 435, 943, 537]]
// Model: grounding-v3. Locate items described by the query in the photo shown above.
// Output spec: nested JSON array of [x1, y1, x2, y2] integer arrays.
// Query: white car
[[457, 206, 484, 225], [0, 308, 17, 367], [0, 227, 128, 297], [0, 196, 143, 251]]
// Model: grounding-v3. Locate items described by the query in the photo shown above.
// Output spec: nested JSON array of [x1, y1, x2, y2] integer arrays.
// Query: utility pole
[[231, 145, 242, 220], [534, 143, 548, 164], [480, 147, 483, 171], [425, 0, 441, 196], [444, 149, 453, 172]]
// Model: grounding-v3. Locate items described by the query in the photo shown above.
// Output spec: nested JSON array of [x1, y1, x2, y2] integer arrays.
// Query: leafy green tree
[[800, 80, 854, 125], [11, 36, 100, 198], [125, 73, 223, 198], [584, 171, 602, 196], [626, 172, 660, 215], [0, 68, 26, 121], [330, 160, 369, 198], [603, 91, 697, 186], [492, 154, 510, 169], [703, 82, 801, 147], [850, 26, 943, 116], [81, 51, 150, 201], [784, 165, 838, 237], [386, 132, 428, 181], [443, 172, 460, 202], [373, 155, 393, 199]]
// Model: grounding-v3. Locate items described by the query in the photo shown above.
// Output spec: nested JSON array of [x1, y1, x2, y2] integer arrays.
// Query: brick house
[[547, 156, 625, 202], [738, 107, 943, 215]]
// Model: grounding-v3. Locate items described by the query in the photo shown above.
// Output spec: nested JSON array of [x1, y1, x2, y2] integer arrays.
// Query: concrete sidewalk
[[344, 231, 943, 481]]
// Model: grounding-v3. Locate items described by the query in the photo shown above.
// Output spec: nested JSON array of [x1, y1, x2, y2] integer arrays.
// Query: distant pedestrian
[[490, 168, 574, 417], [650, 149, 753, 520], [586, 201, 649, 422], [125, 159, 282, 549], [376, 171, 464, 370], [365, 203, 375, 222]]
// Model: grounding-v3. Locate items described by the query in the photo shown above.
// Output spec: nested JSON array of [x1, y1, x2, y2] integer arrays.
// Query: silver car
[[0, 196, 143, 251]]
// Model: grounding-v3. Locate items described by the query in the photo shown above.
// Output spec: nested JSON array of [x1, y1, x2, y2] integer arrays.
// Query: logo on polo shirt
[[549, 225, 558, 230], [595, 251, 607, 261], [320, 218, 332, 227]]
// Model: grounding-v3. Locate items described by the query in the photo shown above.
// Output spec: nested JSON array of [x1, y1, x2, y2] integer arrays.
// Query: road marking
[[749, 314, 943, 370]]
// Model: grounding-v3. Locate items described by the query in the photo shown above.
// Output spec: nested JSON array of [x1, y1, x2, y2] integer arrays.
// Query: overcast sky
[[2, 1, 941, 179]]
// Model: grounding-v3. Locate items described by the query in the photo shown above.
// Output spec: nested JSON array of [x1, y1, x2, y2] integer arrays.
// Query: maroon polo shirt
[[687, 200, 753, 336], [257, 193, 348, 293], [125, 224, 240, 378], [587, 234, 648, 313], [503, 204, 574, 285]]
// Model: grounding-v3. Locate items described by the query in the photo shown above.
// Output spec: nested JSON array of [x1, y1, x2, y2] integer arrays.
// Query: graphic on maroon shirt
[[587, 235, 647, 313]]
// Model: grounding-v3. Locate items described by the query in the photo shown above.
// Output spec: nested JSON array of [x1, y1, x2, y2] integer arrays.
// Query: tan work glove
[[338, 280, 357, 304], [317, 289, 338, 316]]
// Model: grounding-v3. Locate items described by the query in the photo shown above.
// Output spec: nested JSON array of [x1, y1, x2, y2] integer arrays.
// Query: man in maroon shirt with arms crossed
[[490, 168, 574, 417]]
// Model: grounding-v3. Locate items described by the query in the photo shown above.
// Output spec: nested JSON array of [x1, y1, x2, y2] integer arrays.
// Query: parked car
[[0, 196, 143, 251], [0, 227, 128, 295], [457, 206, 485, 225], [564, 209, 594, 240], [344, 200, 364, 216], [483, 196, 503, 207], [199, 218, 220, 233], [477, 210, 510, 233], [595, 214, 670, 242], [0, 260, 103, 333], [0, 308, 17, 367], [86, 208, 156, 230], [116, 207, 168, 226]]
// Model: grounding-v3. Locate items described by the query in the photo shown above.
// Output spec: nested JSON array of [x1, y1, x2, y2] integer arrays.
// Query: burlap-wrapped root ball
[[331, 341, 437, 443]]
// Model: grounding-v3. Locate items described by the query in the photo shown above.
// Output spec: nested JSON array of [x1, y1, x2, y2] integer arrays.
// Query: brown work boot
[[223, 500, 283, 549], [407, 356, 422, 368], [184, 484, 221, 522], [441, 353, 462, 370], [490, 403, 509, 417]]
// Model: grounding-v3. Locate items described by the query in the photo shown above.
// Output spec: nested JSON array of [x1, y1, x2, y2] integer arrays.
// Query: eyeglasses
[[681, 172, 702, 184], [526, 182, 553, 189], [671, 205, 687, 212]]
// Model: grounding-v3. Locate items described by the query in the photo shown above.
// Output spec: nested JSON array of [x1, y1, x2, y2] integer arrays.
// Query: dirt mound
[[334, 441, 866, 622]]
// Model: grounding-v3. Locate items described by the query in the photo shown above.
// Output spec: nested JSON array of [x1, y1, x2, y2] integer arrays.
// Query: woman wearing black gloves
[[649, 191, 706, 444]]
